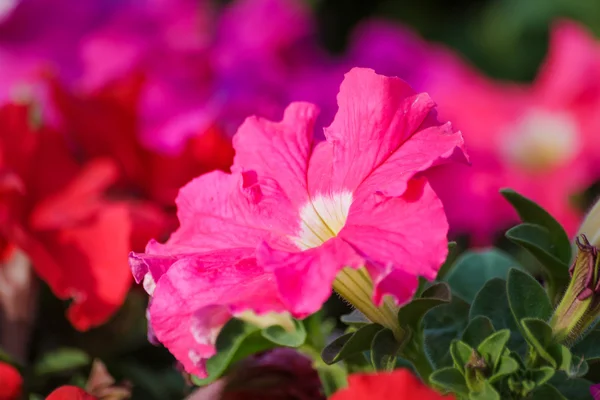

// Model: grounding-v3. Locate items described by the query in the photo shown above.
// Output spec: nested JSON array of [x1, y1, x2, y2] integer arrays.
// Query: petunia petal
[[0, 362, 22, 400], [534, 20, 600, 107], [24, 205, 133, 330], [46, 386, 96, 400], [29, 159, 119, 230], [232, 102, 317, 207], [323, 67, 436, 195], [356, 120, 466, 199], [331, 369, 453, 400], [149, 248, 285, 377], [258, 238, 361, 316], [158, 169, 298, 255], [341, 178, 448, 305]]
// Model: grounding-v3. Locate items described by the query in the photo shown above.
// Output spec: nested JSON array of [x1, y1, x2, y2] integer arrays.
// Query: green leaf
[[521, 379, 537, 396], [462, 316, 496, 348], [469, 278, 525, 354], [34, 348, 90, 377], [436, 241, 460, 280], [521, 318, 557, 368], [398, 282, 451, 330], [469, 380, 500, 400], [450, 340, 474, 374], [550, 371, 594, 400], [489, 355, 519, 383], [500, 189, 571, 263], [477, 329, 510, 371], [424, 296, 471, 368], [118, 362, 184, 399], [261, 318, 306, 347], [530, 384, 568, 400], [507, 268, 553, 327], [572, 328, 600, 361], [509, 350, 526, 370], [530, 367, 555, 387], [430, 367, 469, 396], [505, 224, 570, 302], [340, 310, 369, 327], [370, 328, 400, 371], [445, 249, 519, 302], [194, 319, 274, 385], [321, 324, 384, 365], [344, 353, 373, 373], [547, 344, 572, 373]]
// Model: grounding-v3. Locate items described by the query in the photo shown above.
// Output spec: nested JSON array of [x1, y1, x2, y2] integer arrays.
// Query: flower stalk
[[332, 267, 403, 340]]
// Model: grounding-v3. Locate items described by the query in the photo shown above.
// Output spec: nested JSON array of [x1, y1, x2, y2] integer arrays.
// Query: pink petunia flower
[[427, 20, 600, 242], [130, 67, 466, 377]]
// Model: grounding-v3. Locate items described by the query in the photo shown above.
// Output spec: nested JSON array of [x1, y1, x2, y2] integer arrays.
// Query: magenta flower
[[130, 67, 466, 377], [591, 383, 600, 399]]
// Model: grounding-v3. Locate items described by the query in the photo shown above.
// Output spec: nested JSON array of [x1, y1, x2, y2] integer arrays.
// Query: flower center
[[292, 191, 353, 250], [501, 109, 579, 172], [292, 193, 402, 338]]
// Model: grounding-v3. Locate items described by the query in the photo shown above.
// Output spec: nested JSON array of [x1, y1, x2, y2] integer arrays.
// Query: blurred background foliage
[[311, 0, 600, 81], [16, 0, 600, 398]]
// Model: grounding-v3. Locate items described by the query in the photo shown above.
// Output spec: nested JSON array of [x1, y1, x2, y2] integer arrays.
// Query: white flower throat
[[291, 191, 402, 338], [501, 109, 580, 172], [292, 191, 353, 250]]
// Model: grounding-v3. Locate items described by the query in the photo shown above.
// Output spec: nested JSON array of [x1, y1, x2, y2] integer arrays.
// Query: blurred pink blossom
[[427, 20, 600, 242]]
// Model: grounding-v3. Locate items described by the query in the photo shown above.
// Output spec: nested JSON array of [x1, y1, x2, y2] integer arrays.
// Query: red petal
[[46, 386, 96, 400], [331, 369, 454, 400], [23, 205, 133, 330], [0, 362, 22, 400]]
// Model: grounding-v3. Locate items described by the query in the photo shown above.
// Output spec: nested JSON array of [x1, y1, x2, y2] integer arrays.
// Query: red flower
[[0, 362, 22, 400], [46, 386, 96, 400], [331, 369, 454, 400], [47, 72, 234, 208], [0, 103, 138, 329]]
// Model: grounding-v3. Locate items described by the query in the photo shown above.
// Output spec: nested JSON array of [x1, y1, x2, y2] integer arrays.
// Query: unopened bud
[[550, 235, 600, 344]]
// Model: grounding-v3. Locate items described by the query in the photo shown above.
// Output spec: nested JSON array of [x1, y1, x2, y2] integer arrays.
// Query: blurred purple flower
[[187, 348, 324, 400], [0, 0, 122, 101]]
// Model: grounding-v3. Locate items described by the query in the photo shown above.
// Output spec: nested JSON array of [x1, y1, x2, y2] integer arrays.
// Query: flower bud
[[550, 235, 600, 344]]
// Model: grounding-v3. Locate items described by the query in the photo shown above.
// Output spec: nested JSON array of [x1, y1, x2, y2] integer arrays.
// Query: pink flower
[[427, 20, 600, 242], [131, 67, 466, 377]]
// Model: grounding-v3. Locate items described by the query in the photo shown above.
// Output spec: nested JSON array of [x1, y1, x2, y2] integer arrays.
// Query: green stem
[[401, 335, 433, 383], [299, 344, 349, 396], [316, 364, 348, 397], [345, 353, 373, 373]]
